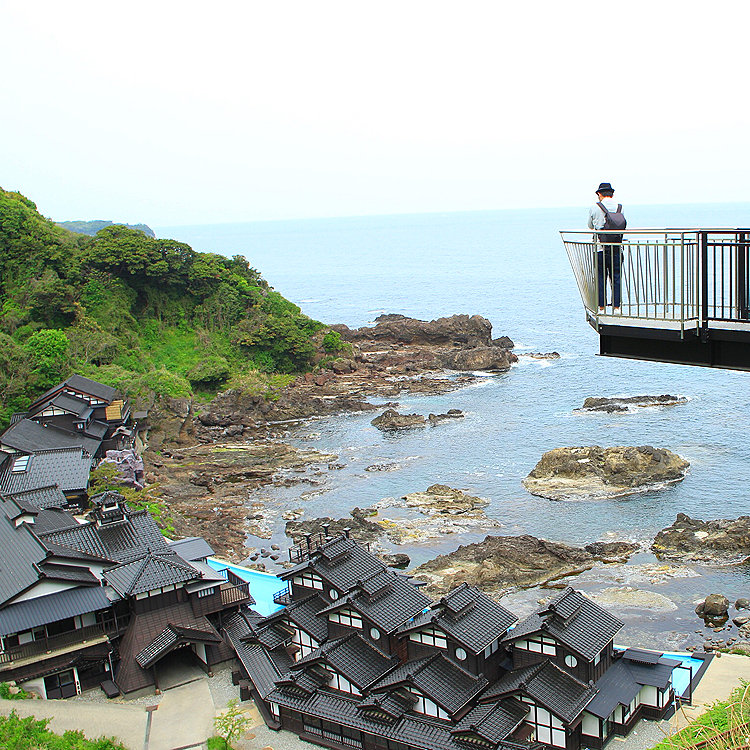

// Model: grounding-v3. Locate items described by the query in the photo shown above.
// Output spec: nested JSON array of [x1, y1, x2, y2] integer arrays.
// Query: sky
[[3, 1, 750, 226]]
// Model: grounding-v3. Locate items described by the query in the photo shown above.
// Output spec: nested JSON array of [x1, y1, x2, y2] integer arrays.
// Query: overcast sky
[[3, 1, 750, 226]]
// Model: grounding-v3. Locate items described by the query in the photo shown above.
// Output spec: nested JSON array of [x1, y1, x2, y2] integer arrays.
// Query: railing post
[[700, 231, 709, 339], [738, 232, 748, 320]]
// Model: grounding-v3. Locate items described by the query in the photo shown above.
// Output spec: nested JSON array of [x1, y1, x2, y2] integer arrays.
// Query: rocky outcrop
[[371, 410, 426, 430], [333, 314, 496, 348], [413, 534, 595, 594], [428, 409, 464, 424], [584, 541, 640, 562], [577, 394, 688, 413], [443, 347, 515, 371], [523, 446, 689, 501], [652, 513, 750, 563], [399, 484, 489, 515]]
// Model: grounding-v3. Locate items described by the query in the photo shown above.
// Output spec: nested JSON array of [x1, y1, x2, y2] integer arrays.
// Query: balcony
[[0, 622, 120, 670], [273, 587, 291, 606], [562, 229, 750, 369]]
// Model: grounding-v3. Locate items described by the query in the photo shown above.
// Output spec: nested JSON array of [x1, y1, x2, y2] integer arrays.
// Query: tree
[[213, 699, 251, 749]]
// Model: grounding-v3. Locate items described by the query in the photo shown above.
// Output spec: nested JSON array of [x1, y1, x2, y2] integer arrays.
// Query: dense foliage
[[0, 710, 127, 750], [0, 188, 327, 427], [56, 220, 156, 238]]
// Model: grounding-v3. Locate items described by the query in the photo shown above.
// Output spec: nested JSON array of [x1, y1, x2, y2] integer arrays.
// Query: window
[[565, 654, 578, 668], [291, 626, 319, 660], [411, 689, 450, 720], [197, 587, 216, 598], [329, 589, 339, 600], [483, 638, 501, 658], [409, 628, 447, 649], [328, 670, 361, 695], [455, 647, 467, 661], [269, 701, 280, 720], [522, 699, 565, 748], [593, 650, 602, 666], [44, 669, 79, 699], [328, 609, 363, 629], [11, 455, 29, 473], [293, 572, 324, 590], [369, 627, 381, 641], [515, 634, 556, 655]]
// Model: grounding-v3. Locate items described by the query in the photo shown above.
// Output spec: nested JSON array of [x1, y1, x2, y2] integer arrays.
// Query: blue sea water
[[158, 203, 750, 647]]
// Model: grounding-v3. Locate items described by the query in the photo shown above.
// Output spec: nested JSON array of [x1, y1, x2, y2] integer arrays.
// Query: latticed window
[[328, 609, 363, 629], [515, 634, 556, 655], [293, 572, 323, 590], [409, 627, 447, 649]]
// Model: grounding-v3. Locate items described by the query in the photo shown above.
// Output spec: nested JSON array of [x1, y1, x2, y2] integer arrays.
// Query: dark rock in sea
[[695, 602, 706, 616], [652, 513, 750, 563], [334, 314, 496, 348], [413, 534, 595, 595], [523, 445, 689, 501], [365, 463, 400, 472], [428, 409, 464, 424], [371, 409, 426, 430], [737, 598, 750, 610], [703, 594, 730, 618], [444, 347, 515, 372], [584, 541, 640, 562], [577, 394, 688, 413], [733, 616, 750, 627], [493, 336, 515, 348], [525, 352, 561, 360], [379, 552, 411, 568]]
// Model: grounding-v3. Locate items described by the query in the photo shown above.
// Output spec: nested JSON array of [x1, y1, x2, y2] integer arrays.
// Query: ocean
[[157, 202, 750, 647]]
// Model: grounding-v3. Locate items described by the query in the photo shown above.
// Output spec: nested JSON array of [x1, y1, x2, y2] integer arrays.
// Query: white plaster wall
[[582, 712, 600, 737]]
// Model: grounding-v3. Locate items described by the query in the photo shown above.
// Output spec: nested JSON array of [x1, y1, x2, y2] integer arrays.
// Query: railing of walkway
[[561, 229, 750, 333]]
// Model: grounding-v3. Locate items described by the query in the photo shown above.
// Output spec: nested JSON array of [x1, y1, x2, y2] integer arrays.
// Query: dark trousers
[[597, 247, 621, 307]]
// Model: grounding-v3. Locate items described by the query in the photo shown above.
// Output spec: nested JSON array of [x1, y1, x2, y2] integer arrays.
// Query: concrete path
[[670, 653, 750, 731], [148, 679, 215, 750]]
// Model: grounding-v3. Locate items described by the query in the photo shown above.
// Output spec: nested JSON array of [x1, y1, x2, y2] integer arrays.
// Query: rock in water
[[652, 513, 750, 563], [577, 394, 688, 412], [371, 409, 426, 430], [444, 347, 515, 372], [584, 541, 640, 562], [703, 594, 730, 618], [522, 445, 689, 501], [413, 534, 594, 594], [400, 484, 489, 515]]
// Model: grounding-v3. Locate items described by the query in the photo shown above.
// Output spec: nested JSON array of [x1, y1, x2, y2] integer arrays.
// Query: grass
[[0, 710, 127, 749], [650, 683, 750, 749]]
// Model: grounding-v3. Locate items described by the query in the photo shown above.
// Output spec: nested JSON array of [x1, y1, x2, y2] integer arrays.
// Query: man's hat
[[596, 182, 614, 193]]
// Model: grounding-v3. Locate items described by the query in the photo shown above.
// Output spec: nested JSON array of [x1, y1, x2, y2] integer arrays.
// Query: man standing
[[588, 182, 625, 312]]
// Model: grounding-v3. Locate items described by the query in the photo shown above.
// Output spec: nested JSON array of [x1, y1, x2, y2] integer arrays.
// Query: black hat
[[596, 182, 614, 193]]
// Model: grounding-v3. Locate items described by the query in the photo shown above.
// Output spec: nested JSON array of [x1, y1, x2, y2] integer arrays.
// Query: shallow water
[[158, 202, 750, 646]]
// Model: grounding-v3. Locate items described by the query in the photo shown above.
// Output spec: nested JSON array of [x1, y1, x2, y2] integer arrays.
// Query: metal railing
[[273, 587, 291, 605], [561, 229, 750, 334]]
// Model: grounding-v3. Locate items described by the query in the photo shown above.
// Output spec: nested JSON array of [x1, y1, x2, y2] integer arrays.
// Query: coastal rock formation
[[285, 509, 386, 546], [652, 513, 750, 563], [333, 314, 496, 348], [413, 534, 595, 595], [371, 410, 426, 430], [577, 394, 688, 413], [428, 409, 464, 424], [584, 541, 640, 562], [443, 346, 515, 371], [523, 446, 689, 501], [399, 484, 489, 515]]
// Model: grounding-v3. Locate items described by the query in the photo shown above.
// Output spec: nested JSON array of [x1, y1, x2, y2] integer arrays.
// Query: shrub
[[0, 710, 127, 749], [187, 356, 231, 385], [213, 699, 251, 749], [322, 330, 345, 353], [141, 367, 192, 398]]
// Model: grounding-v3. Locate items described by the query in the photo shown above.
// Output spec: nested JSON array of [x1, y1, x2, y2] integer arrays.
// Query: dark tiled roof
[[83, 420, 108, 439], [586, 654, 679, 719], [0, 513, 49, 606], [115, 601, 218, 694], [224, 610, 294, 698], [256, 623, 293, 650], [4, 485, 67, 510], [135, 623, 222, 668], [282, 536, 385, 594], [0, 447, 93, 495], [42, 539, 112, 564], [293, 633, 397, 689], [452, 698, 528, 744], [505, 587, 623, 661], [399, 583, 517, 653], [39, 562, 99, 585], [0, 585, 112, 636], [41, 508, 169, 564], [46, 393, 94, 419], [278, 594, 330, 642], [357, 691, 414, 722], [104, 551, 198, 596], [0, 419, 101, 455], [31, 507, 80, 534], [2, 641, 112, 685], [168, 536, 215, 561], [28, 375, 119, 411], [483, 660, 596, 724], [320, 572, 432, 633], [370, 653, 487, 715]]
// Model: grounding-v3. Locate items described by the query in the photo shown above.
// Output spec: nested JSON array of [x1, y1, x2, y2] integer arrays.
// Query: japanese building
[[228, 532, 685, 750]]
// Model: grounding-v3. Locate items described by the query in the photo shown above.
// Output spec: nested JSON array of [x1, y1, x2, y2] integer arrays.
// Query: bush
[[322, 330, 346, 353], [0, 710, 127, 749], [187, 356, 231, 385], [0, 681, 30, 699], [140, 367, 192, 398]]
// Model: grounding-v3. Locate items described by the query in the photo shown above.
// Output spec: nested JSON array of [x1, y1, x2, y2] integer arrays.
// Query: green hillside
[[56, 219, 156, 237], [0, 188, 336, 427]]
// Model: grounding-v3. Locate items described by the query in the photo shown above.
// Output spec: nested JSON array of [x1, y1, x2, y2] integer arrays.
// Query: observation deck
[[561, 229, 750, 369]]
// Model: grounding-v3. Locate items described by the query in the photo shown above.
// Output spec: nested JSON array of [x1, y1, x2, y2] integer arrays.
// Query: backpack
[[597, 201, 627, 244]]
